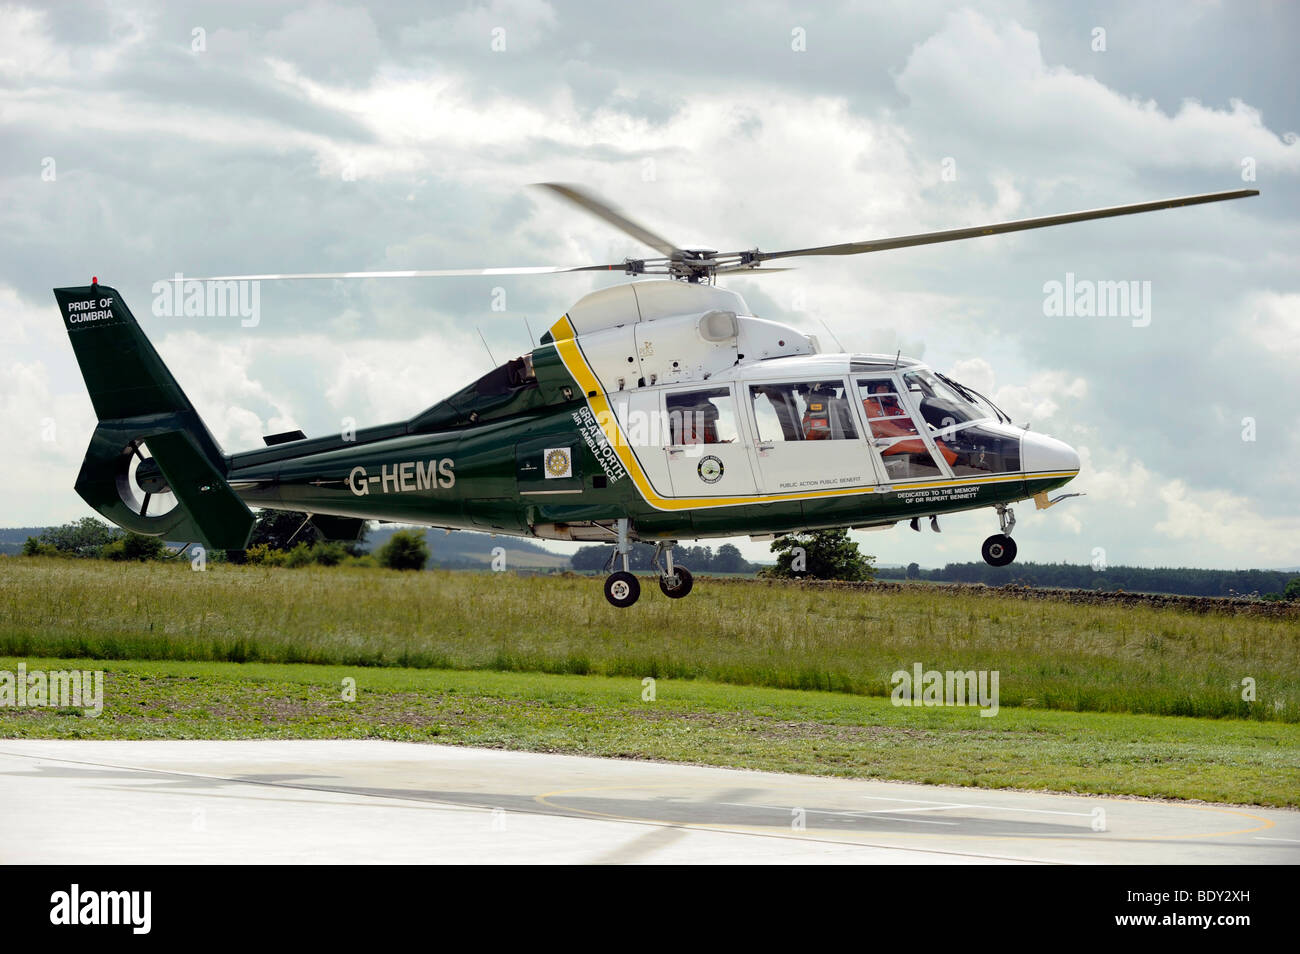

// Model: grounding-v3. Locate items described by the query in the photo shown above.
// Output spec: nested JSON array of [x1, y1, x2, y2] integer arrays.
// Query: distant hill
[[0, 528, 45, 556], [0, 523, 569, 569], [363, 525, 570, 570]]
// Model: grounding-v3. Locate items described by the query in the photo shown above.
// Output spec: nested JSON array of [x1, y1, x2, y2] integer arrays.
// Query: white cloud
[[1070, 444, 1300, 565], [1, 5, 1297, 571], [263, 64, 931, 256], [0, 6, 69, 81], [0, 358, 97, 526], [152, 326, 492, 450], [0, 4, 146, 82], [1242, 290, 1300, 358], [263, 4, 384, 83], [401, 0, 558, 53], [947, 357, 1086, 427], [155, 331, 300, 451], [896, 10, 1300, 177], [1155, 479, 1300, 562]]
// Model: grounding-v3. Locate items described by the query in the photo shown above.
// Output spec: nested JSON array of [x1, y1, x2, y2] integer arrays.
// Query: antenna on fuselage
[[892, 349, 901, 370], [818, 318, 846, 353], [522, 315, 536, 348], [476, 326, 498, 367]]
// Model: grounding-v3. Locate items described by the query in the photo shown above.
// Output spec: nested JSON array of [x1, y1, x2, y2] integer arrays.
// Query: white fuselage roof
[[561, 280, 924, 394]]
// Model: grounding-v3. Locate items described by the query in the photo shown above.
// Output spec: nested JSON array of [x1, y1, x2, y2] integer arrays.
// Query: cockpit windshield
[[902, 369, 985, 430]]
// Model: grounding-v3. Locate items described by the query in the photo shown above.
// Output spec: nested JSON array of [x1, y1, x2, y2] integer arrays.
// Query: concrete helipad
[[0, 740, 1294, 864]]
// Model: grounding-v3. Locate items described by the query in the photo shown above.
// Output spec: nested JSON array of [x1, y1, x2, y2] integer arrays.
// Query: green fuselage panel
[[224, 333, 1078, 541], [229, 393, 1069, 542]]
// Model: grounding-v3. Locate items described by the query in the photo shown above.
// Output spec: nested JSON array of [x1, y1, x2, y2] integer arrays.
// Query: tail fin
[[53, 282, 255, 550]]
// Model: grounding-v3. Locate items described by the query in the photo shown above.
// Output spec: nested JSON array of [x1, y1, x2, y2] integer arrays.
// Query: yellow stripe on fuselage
[[547, 314, 1078, 512]]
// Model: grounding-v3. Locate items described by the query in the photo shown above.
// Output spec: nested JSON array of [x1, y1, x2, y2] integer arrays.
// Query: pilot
[[869, 383, 905, 417]]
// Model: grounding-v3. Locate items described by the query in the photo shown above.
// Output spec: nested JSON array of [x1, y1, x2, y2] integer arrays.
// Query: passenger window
[[666, 387, 739, 445], [749, 382, 859, 442]]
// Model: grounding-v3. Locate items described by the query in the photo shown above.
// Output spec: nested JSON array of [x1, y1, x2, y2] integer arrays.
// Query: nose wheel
[[981, 534, 1017, 567], [982, 505, 1018, 567]]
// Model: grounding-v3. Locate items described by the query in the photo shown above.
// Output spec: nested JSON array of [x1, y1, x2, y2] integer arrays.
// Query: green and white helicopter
[[53, 184, 1256, 606]]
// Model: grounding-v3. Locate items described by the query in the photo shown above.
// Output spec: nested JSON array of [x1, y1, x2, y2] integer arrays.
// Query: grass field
[[1, 557, 1297, 806], [2, 656, 1297, 806], [1, 557, 1296, 721]]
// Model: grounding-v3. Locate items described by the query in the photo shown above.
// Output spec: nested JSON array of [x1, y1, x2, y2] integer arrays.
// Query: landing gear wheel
[[658, 565, 693, 599], [604, 570, 641, 608], [982, 534, 1017, 567]]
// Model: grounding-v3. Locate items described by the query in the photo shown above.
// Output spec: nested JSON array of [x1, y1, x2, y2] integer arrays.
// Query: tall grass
[[1, 557, 1296, 721]]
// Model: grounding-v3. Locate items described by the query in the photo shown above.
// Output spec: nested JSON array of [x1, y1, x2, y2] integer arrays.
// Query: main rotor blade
[[752, 189, 1260, 263], [535, 182, 685, 260], [711, 264, 795, 275], [175, 264, 632, 282]]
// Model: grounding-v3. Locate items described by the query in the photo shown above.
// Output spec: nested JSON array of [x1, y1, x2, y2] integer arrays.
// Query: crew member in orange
[[863, 384, 958, 465], [801, 391, 833, 440]]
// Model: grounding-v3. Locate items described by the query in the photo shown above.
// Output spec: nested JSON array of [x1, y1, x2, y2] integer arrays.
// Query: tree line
[[19, 514, 431, 571], [569, 529, 876, 580], [570, 541, 755, 573], [21, 516, 1297, 599], [877, 560, 1300, 600]]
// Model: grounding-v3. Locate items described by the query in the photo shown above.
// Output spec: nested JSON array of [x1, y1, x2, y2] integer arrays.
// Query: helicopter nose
[[1021, 431, 1080, 476]]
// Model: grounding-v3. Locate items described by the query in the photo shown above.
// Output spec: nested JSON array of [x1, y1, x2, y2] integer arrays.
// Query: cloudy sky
[[2, 0, 1297, 569]]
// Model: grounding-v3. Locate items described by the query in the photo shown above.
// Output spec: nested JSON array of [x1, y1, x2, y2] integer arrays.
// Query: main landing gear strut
[[981, 504, 1018, 567], [602, 520, 692, 608], [653, 540, 693, 600]]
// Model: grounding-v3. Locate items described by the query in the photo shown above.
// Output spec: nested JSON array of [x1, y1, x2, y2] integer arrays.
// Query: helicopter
[[53, 183, 1257, 606]]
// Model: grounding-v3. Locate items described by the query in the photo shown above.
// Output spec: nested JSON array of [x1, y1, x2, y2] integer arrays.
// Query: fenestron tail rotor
[[116, 439, 179, 521], [179, 185, 1258, 286]]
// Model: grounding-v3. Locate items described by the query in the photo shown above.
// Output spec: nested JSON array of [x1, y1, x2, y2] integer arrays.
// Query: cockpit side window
[[856, 377, 951, 479]]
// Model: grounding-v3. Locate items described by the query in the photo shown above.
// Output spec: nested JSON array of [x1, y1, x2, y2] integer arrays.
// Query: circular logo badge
[[697, 454, 724, 484], [544, 448, 571, 477]]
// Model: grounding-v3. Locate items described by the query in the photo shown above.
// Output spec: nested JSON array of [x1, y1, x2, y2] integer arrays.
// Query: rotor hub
[[134, 457, 171, 495]]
